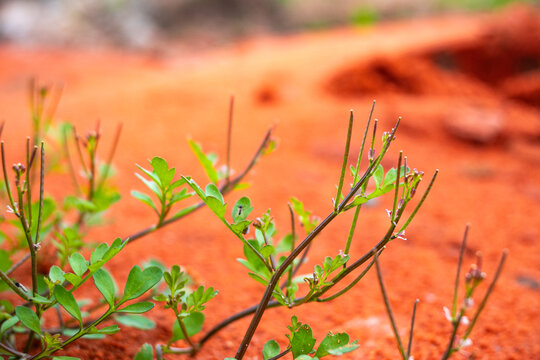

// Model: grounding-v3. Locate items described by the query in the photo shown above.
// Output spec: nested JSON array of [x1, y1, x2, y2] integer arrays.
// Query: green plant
[[373, 224, 507, 360], [0, 84, 505, 360]]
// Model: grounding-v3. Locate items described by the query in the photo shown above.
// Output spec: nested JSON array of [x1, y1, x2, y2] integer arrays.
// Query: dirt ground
[[0, 5, 539, 360]]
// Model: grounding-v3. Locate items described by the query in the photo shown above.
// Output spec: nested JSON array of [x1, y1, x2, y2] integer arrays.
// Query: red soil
[[1, 5, 539, 360]]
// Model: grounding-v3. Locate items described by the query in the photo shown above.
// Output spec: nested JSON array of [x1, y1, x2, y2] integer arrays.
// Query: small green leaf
[[49, 266, 65, 284], [232, 197, 253, 223], [0, 316, 19, 336], [122, 266, 163, 301], [315, 332, 358, 358], [117, 302, 154, 314], [205, 183, 224, 204], [89, 324, 121, 335], [260, 245, 275, 259], [188, 139, 219, 183], [171, 312, 205, 342], [373, 164, 384, 188], [93, 269, 116, 306], [131, 190, 158, 213], [151, 157, 175, 187], [54, 285, 82, 325], [68, 253, 88, 277], [116, 315, 155, 330], [295, 356, 317, 360], [64, 273, 82, 287], [90, 243, 109, 264], [134, 344, 154, 360], [291, 324, 316, 358], [263, 339, 281, 360], [15, 306, 42, 335]]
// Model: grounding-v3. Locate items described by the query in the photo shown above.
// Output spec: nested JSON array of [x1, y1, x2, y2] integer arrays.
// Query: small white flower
[[395, 230, 407, 241], [443, 306, 452, 322], [6, 205, 14, 213], [459, 338, 473, 348], [460, 316, 470, 325], [465, 297, 474, 308]]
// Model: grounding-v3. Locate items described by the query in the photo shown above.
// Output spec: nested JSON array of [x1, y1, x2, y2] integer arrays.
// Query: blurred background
[[0, 0, 537, 50]]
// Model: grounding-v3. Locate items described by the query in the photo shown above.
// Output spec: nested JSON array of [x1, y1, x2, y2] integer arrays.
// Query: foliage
[[0, 85, 505, 360]]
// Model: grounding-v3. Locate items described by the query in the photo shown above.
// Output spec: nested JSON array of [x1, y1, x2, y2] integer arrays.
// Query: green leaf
[[188, 139, 219, 183], [260, 245, 275, 259], [122, 266, 163, 302], [54, 285, 82, 325], [93, 269, 116, 306], [116, 315, 155, 330], [263, 339, 281, 360], [382, 165, 409, 188], [15, 306, 42, 335], [291, 324, 316, 358], [64, 273, 82, 287], [64, 196, 97, 212], [314, 332, 358, 358], [295, 356, 317, 360], [0, 316, 19, 336], [131, 190, 158, 213], [90, 243, 109, 264], [63, 328, 105, 340], [232, 197, 253, 223], [134, 344, 154, 360], [117, 302, 154, 314], [151, 157, 175, 187], [205, 183, 224, 204], [171, 312, 205, 342], [230, 220, 252, 236], [89, 324, 121, 335], [373, 164, 384, 188], [68, 253, 88, 277], [49, 266, 65, 284]]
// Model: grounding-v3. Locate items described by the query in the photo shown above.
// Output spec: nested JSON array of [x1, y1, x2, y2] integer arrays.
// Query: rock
[[444, 106, 504, 144]]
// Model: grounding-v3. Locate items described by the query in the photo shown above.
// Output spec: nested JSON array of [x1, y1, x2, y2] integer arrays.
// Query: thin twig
[[374, 250, 407, 360], [335, 110, 354, 211], [407, 299, 419, 358], [452, 224, 469, 318]]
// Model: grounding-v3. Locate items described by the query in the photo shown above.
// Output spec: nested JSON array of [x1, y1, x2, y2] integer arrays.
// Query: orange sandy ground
[[1, 6, 539, 360]]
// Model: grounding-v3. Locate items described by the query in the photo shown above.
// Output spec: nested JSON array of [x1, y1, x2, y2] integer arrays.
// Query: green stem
[[335, 110, 354, 212], [343, 205, 361, 257], [452, 225, 469, 319], [407, 299, 419, 358], [374, 250, 407, 360], [462, 250, 508, 340], [352, 100, 375, 186], [0, 269, 30, 300]]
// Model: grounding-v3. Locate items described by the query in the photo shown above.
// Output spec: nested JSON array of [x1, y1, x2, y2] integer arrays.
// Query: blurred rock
[[444, 106, 504, 144]]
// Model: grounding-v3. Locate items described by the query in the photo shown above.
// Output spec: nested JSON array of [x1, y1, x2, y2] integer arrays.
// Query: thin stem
[[225, 95, 234, 185], [397, 170, 438, 233], [335, 110, 354, 211], [176, 313, 197, 353], [374, 250, 407, 360], [260, 230, 277, 271], [441, 311, 464, 360], [0, 269, 30, 300], [62, 126, 81, 195], [1, 141, 17, 214], [462, 249, 508, 340], [353, 100, 375, 186], [343, 205, 361, 257], [285, 203, 296, 292], [6, 252, 31, 275], [452, 224, 470, 318], [34, 144, 45, 245], [0, 341, 27, 358], [96, 123, 122, 192], [391, 151, 403, 222], [407, 299, 419, 358], [25, 139, 33, 229]]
